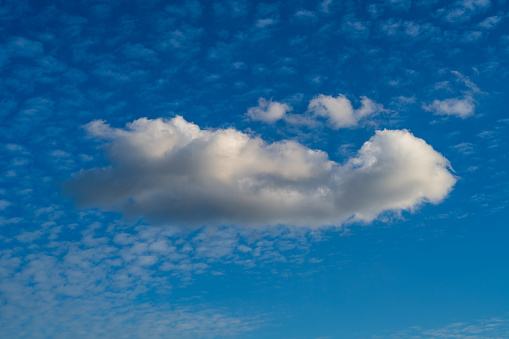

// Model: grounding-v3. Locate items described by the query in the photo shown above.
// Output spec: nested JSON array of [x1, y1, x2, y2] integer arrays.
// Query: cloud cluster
[[66, 116, 456, 227], [247, 94, 384, 128], [424, 71, 481, 119], [0, 220, 265, 339]]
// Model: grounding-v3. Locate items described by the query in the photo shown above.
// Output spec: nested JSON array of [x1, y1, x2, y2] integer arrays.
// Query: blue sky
[[1, 0, 509, 337]]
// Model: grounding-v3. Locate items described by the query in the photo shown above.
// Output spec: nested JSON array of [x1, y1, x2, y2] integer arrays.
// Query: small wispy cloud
[[387, 315, 509, 338]]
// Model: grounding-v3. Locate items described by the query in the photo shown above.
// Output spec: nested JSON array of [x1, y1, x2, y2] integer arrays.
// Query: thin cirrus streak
[[65, 115, 456, 227]]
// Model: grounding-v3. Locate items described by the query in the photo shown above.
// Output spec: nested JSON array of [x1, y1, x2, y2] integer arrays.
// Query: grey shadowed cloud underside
[[65, 116, 456, 227]]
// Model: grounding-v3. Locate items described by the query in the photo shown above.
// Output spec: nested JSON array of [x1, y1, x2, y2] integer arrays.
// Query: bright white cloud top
[[308, 94, 383, 129], [66, 116, 456, 227]]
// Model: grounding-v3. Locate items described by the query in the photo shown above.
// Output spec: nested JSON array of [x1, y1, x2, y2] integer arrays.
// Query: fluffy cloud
[[246, 98, 292, 123], [424, 96, 475, 118], [308, 94, 383, 129], [66, 116, 456, 227]]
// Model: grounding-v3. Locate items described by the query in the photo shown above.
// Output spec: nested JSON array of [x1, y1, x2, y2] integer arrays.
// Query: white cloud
[[122, 43, 158, 62], [0, 213, 318, 338], [0, 200, 11, 210], [15, 230, 43, 243], [0, 247, 259, 338], [307, 94, 383, 129], [8, 37, 44, 58], [451, 70, 481, 93], [389, 316, 509, 338], [424, 96, 476, 118], [5, 144, 25, 152], [341, 15, 371, 40], [379, 19, 439, 39], [320, 0, 333, 13], [309, 94, 356, 128], [478, 15, 502, 29], [246, 98, 292, 123], [386, 0, 412, 11], [452, 142, 474, 154], [442, 0, 491, 24], [66, 116, 456, 227], [255, 18, 277, 28], [294, 10, 317, 21]]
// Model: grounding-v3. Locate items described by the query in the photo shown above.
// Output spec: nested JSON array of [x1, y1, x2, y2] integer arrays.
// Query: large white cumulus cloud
[[66, 116, 456, 227]]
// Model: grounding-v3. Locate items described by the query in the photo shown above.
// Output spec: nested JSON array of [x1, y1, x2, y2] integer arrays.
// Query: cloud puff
[[442, 0, 490, 23], [66, 116, 456, 227], [308, 94, 383, 129], [247, 98, 292, 123], [478, 15, 502, 29], [0, 200, 11, 210], [424, 96, 475, 118], [8, 37, 44, 58]]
